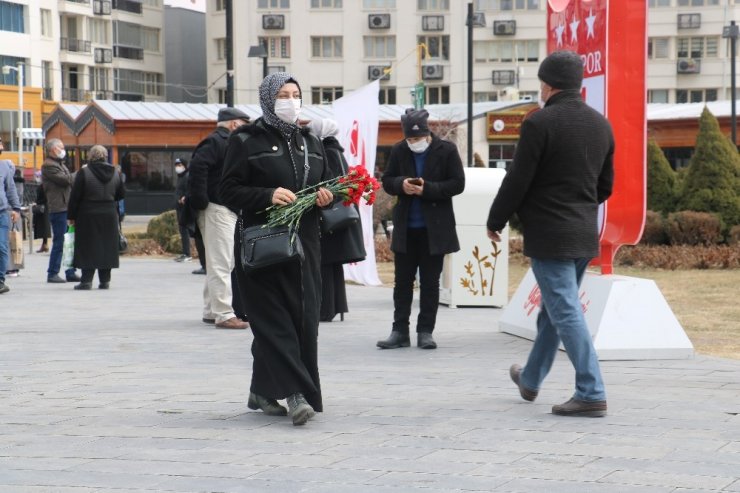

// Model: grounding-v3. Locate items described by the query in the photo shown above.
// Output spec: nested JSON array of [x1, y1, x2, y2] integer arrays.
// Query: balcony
[[42, 87, 53, 100], [64, 0, 91, 4], [113, 45, 144, 60], [112, 0, 143, 14], [60, 37, 92, 53], [92, 90, 114, 100], [61, 88, 88, 102]]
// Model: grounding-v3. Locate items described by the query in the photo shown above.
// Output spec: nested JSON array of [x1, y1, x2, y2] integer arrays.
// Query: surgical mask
[[274, 98, 302, 124], [175, 165, 185, 174], [57, 149, 66, 160], [407, 139, 430, 154]]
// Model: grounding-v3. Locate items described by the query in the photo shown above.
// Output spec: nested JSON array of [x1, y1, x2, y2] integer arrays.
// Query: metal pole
[[262, 39, 268, 79], [467, 3, 473, 167], [17, 61, 23, 171], [732, 21, 737, 147], [225, 0, 234, 107]]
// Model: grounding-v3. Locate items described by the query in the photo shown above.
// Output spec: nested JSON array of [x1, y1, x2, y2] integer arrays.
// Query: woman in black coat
[[32, 171, 51, 252], [308, 118, 366, 322], [219, 72, 332, 426], [67, 145, 125, 290]]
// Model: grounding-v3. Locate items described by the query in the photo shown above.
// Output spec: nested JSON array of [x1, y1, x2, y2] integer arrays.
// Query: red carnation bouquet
[[263, 165, 380, 230]]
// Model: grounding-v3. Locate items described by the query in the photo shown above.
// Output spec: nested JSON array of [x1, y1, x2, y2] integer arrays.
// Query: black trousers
[[193, 224, 206, 269], [392, 228, 444, 334], [81, 268, 111, 284]]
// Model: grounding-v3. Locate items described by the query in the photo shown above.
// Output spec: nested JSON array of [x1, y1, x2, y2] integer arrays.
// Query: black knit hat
[[401, 108, 430, 138], [537, 51, 584, 90]]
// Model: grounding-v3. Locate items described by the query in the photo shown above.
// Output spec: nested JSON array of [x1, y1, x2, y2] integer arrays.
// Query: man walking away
[[0, 138, 21, 294]]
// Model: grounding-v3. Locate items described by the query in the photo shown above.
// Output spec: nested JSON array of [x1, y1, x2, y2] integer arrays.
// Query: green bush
[[646, 140, 677, 213], [641, 210, 668, 245], [678, 107, 740, 233], [666, 210, 722, 246], [146, 210, 179, 250]]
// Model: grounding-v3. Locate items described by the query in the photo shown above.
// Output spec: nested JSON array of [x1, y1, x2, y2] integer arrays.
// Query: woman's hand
[[68, 219, 75, 226], [315, 187, 333, 207], [271, 187, 297, 206]]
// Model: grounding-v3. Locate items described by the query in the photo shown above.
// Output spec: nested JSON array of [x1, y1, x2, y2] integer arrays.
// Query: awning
[[20, 128, 45, 142]]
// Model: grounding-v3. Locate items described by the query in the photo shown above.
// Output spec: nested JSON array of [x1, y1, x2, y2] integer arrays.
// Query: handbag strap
[[301, 134, 310, 189]]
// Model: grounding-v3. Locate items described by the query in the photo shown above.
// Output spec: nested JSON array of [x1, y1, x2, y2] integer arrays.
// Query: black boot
[[73, 282, 92, 290], [417, 332, 437, 349], [376, 331, 410, 349]]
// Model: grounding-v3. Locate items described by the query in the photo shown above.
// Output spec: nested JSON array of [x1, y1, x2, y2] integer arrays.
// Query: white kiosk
[[440, 167, 508, 308]]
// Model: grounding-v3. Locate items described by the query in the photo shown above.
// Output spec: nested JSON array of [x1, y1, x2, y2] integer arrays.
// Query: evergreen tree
[[646, 139, 677, 213], [678, 107, 740, 231]]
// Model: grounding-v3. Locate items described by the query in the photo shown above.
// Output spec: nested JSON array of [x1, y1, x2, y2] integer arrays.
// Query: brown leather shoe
[[552, 398, 607, 417], [215, 317, 249, 330], [509, 364, 538, 402]]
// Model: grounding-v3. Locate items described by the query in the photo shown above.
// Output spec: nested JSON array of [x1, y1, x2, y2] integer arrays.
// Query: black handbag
[[320, 201, 360, 234], [118, 229, 128, 253], [239, 224, 304, 272]]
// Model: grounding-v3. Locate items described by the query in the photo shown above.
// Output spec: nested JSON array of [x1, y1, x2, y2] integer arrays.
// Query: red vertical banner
[[546, 0, 647, 274]]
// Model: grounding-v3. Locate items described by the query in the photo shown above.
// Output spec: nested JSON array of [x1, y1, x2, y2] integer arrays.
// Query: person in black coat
[[377, 108, 465, 350], [173, 158, 192, 261], [220, 72, 333, 426], [32, 171, 51, 252], [67, 145, 125, 290], [487, 51, 614, 417], [308, 118, 366, 323]]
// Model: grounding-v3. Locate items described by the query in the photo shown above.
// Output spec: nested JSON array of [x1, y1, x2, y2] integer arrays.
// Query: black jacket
[[487, 90, 615, 259], [382, 134, 465, 256], [188, 126, 230, 210]]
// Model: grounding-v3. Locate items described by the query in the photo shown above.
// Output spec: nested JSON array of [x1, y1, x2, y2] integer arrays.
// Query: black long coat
[[382, 134, 466, 255], [68, 162, 125, 270], [33, 185, 51, 240], [219, 118, 330, 412]]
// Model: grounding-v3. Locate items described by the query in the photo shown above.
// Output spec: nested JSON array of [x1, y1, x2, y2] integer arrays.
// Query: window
[[311, 0, 342, 7], [676, 88, 717, 103], [677, 36, 718, 58], [648, 0, 671, 6], [141, 0, 162, 6], [258, 0, 289, 8], [0, 55, 24, 85], [89, 67, 109, 92], [216, 38, 226, 60], [88, 18, 109, 45], [419, 35, 449, 60], [142, 27, 159, 52], [0, 110, 32, 152], [677, 13, 700, 29], [0, 1, 25, 33], [259, 36, 291, 58], [476, 0, 539, 8], [114, 21, 142, 47], [378, 87, 396, 104], [217, 88, 227, 104], [488, 143, 516, 169], [418, 0, 449, 10], [364, 36, 396, 58], [648, 38, 669, 59], [677, 0, 718, 5], [474, 91, 498, 102], [143, 72, 162, 96], [119, 149, 178, 193], [311, 86, 343, 104], [363, 0, 395, 7], [311, 36, 343, 58], [648, 89, 669, 103], [475, 40, 536, 62], [426, 85, 449, 104], [215, 0, 226, 10], [40, 9, 52, 37], [42, 61, 53, 99]]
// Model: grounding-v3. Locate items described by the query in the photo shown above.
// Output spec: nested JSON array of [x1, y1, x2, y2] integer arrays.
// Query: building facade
[[164, 5, 207, 103], [204, 0, 740, 107]]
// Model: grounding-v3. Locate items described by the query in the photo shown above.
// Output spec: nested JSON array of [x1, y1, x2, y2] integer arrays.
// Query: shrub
[[666, 210, 722, 246], [146, 210, 179, 250], [374, 236, 394, 263], [372, 188, 394, 235], [729, 225, 740, 246], [641, 210, 669, 245], [615, 244, 739, 269], [646, 140, 677, 213]]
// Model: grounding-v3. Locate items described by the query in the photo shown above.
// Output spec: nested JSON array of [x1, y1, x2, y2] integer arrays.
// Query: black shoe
[[509, 364, 538, 402], [0, 283, 9, 294], [47, 275, 66, 283], [99, 282, 110, 290], [73, 282, 92, 290], [66, 274, 82, 282], [417, 332, 437, 349], [552, 398, 607, 417], [248, 392, 288, 416], [286, 393, 315, 426], [376, 331, 410, 349], [192, 267, 206, 275]]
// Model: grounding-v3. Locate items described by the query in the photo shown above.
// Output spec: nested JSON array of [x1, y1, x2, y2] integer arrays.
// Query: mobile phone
[[408, 177, 422, 186]]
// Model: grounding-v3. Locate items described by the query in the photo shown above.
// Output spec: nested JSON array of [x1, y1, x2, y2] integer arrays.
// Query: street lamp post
[[2, 62, 24, 170], [248, 43, 268, 80], [722, 20, 739, 148]]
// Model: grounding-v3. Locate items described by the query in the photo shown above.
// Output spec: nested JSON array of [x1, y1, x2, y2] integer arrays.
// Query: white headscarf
[[307, 118, 339, 140]]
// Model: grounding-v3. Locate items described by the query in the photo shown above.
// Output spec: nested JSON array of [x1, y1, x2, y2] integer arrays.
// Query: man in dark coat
[[189, 108, 250, 330], [487, 50, 615, 417], [377, 108, 465, 350]]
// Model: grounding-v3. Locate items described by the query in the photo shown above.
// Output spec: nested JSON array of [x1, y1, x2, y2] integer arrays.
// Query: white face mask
[[57, 149, 66, 160], [274, 98, 302, 124], [175, 166, 185, 174], [407, 139, 430, 154]]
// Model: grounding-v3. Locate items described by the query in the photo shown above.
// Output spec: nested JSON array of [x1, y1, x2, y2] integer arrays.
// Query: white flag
[[332, 81, 382, 286]]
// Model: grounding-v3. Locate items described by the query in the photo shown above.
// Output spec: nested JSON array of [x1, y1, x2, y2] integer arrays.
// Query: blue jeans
[[0, 211, 9, 284], [520, 257, 606, 402], [48, 211, 75, 279]]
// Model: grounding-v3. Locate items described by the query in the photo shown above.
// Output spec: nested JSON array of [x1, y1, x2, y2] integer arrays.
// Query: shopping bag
[[9, 224, 23, 266], [61, 225, 75, 270]]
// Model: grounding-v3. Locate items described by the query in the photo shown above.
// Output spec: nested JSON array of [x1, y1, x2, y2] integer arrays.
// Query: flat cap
[[217, 107, 250, 122]]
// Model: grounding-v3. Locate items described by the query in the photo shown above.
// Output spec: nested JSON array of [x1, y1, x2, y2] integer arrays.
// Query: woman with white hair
[[67, 144, 125, 290]]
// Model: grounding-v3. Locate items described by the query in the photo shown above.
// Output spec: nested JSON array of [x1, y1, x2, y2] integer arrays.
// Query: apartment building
[[0, 0, 166, 104], [204, 0, 740, 106]]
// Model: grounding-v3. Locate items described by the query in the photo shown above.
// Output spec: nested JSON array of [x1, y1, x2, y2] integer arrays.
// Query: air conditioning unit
[[422, 15, 444, 31], [93, 0, 111, 14], [492, 70, 516, 85], [368, 13, 391, 29], [422, 64, 443, 81], [468, 12, 486, 27], [677, 13, 700, 29], [677, 58, 701, 74], [262, 14, 285, 30], [94, 47, 113, 63], [368, 65, 391, 81], [493, 20, 516, 35]]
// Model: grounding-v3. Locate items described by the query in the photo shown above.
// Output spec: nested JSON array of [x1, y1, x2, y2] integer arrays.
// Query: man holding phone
[[377, 108, 465, 350]]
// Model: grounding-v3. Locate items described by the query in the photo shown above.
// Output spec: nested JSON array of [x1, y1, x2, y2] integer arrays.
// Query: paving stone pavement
[[1, 250, 740, 492]]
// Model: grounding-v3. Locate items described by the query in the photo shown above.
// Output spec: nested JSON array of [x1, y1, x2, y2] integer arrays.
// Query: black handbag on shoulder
[[239, 224, 304, 272], [320, 201, 360, 234]]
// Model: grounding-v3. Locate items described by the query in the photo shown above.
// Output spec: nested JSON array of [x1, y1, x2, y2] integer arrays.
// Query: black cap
[[537, 50, 584, 90], [401, 108, 430, 138], [217, 107, 250, 123]]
